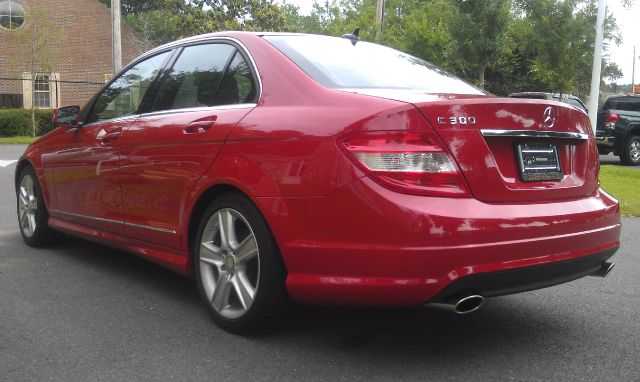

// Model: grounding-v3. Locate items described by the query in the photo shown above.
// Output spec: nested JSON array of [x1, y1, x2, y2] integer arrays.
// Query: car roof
[[140, 31, 308, 59]]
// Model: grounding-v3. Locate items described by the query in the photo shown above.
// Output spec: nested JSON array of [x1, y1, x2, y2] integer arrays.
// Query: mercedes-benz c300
[[16, 32, 620, 333]]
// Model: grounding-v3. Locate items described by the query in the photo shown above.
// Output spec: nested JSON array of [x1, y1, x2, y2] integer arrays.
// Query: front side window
[[0, 0, 25, 30], [87, 51, 171, 123], [264, 35, 484, 95], [153, 43, 259, 111]]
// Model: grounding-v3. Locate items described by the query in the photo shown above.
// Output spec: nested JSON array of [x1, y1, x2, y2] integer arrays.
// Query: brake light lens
[[605, 113, 618, 130], [339, 131, 470, 197]]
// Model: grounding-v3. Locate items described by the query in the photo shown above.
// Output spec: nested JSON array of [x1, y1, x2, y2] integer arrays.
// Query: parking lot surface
[[1, 145, 639, 381]]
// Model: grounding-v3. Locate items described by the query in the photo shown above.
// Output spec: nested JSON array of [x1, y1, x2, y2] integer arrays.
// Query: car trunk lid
[[414, 97, 598, 203]]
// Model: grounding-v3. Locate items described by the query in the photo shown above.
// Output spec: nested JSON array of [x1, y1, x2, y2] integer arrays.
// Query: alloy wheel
[[630, 140, 640, 162], [18, 174, 38, 238], [199, 208, 260, 319]]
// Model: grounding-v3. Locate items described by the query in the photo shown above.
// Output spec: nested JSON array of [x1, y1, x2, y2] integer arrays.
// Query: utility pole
[[31, 23, 36, 137], [111, 0, 122, 74], [375, 0, 385, 40], [632, 46, 636, 95], [588, 0, 606, 129]]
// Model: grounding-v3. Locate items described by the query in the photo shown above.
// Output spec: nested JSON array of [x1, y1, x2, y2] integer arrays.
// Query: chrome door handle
[[97, 131, 120, 143], [183, 117, 217, 134]]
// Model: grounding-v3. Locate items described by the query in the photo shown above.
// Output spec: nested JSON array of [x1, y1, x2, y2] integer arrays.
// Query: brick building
[[0, 0, 150, 109]]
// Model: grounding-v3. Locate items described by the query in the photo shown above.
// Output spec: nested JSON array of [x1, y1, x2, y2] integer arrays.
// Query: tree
[[9, 8, 61, 136], [380, 0, 454, 66], [512, 0, 622, 97], [446, 0, 511, 88]]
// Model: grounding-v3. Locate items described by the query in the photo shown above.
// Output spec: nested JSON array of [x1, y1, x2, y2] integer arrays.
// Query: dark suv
[[596, 95, 640, 165]]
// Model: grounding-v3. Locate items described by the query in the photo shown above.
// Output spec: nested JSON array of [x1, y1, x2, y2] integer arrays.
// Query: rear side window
[[216, 51, 257, 105], [153, 43, 257, 111], [603, 98, 640, 112], [264, 35, 484, 95]]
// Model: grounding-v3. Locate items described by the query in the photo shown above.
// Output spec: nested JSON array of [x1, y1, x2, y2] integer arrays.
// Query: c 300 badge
[[436, 116, 477, 125]]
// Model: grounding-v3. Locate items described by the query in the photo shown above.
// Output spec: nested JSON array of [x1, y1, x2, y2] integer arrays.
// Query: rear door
[[415, 97, 599, 202], [118, 42, 259, 249]]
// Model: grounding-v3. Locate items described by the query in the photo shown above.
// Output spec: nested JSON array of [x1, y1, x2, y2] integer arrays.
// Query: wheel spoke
[[231, 273, 255, 311], [200, 242, 224, 267], [18, 193, 28, 207], [236, 235, 258, 264], [211, 271, 231, 312], [20, 210, 29, 229], [218, 209, 237, 251], [27, 213, 36, 233]]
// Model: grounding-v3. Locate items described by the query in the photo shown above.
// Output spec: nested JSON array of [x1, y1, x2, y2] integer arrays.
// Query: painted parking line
[[0, 160, 18, 168]]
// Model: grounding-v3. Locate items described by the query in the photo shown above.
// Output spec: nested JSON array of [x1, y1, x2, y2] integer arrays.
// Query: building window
[[0, 0, 25, 30], [22, 72, 59, 109], [33, 75, 51, 108]]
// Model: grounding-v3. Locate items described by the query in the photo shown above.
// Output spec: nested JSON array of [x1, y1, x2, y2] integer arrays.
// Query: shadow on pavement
[[38, 233, 574, 360]]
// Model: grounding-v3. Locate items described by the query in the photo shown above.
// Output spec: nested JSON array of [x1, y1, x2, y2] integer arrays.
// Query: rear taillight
[[605, 113, 618, 130], [339, 130, 470, 197]]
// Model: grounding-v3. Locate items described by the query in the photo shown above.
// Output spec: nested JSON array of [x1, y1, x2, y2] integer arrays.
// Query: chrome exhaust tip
[[590, 261, 615, 278], [427, 294, 485, 315]]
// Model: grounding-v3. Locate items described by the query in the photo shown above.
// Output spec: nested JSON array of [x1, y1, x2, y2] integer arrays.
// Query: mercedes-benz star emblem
[[543, 106, 556, 129]]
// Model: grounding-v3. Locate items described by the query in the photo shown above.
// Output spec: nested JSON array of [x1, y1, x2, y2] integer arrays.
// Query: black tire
[[193, 192, 289, 334], [16, 165, 57, 247], [621, 135, 640, 166]]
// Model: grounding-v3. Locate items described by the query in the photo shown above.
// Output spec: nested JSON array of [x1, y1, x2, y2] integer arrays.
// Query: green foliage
[[0, 109, 55, 137], [381, 0, 453, 65], [510, 0, 622, 98], [446, 0, 511, 87]]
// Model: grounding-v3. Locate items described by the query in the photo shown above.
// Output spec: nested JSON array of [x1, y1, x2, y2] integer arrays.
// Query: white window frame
[[22, 72, 61, 109]]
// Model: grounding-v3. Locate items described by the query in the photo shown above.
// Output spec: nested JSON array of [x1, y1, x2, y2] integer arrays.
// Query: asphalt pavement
[[1, 144, 639, 381]]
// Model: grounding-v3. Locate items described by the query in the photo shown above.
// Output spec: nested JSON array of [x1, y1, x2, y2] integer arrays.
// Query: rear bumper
[[430, 247, 617, 302], [596, 135, 615, 147], [255, 178, 621, 307]]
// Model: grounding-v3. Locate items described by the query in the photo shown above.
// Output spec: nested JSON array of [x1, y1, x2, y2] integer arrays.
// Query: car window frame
[[146, 38, 262, 115], [80, 48, 176, 127]]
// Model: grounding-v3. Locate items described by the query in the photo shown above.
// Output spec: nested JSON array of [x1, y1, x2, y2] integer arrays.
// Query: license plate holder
[[516, 143, 562, 182]]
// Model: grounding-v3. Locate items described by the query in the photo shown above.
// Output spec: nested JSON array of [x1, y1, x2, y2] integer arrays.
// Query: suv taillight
[[605, 113, 618, 130], [339, 130, 470, 197]]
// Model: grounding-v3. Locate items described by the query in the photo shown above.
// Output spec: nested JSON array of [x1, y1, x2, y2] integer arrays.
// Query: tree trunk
[[478, 63, 486, 89]]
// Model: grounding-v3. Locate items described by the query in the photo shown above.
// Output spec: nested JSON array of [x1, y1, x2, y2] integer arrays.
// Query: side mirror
[[53, 105, 80, 129]]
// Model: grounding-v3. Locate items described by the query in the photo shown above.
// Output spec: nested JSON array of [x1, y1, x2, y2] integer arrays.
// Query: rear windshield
[[264, 35, 484, 95], [603, 98, 640, 112]]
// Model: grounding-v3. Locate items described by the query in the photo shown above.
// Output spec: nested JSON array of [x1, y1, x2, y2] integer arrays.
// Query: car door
[[49, 50, 173, 234], [117, 42, 259, 249]]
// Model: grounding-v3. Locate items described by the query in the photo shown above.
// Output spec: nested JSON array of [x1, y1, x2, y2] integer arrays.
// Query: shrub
[[0, 108, 55, 137]]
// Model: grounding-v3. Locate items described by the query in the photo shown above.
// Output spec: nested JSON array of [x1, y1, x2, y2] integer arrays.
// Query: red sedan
[[16, 32, 620, 333]]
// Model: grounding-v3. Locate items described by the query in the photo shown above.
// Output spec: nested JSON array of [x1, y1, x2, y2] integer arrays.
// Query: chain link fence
[[0, 76, 108, 110]]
